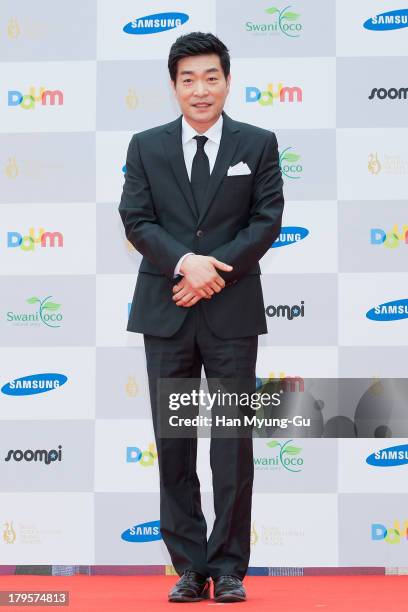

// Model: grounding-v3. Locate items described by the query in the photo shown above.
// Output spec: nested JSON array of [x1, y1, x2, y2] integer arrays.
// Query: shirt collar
[[182, 114, 223, 145]]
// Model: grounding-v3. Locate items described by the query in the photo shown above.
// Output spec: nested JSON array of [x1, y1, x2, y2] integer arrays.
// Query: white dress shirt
[[173, 114, 223, 277]]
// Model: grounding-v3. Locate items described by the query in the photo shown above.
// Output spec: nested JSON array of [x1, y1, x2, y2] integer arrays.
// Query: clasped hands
[[172, 254, 233, 308]]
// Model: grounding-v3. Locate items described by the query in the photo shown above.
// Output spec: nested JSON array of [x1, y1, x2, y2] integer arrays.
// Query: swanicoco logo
[[8, 87, 63, 110], [121, 520, 162, 542], [265, 301, 304, 320], [363, 9, 408, 31], [254, 439, 304, 472], [279, 147, 302, 179], [370, 225, 408, 248], [126, 444, 157, 467], [7, 228, 63, 252], [1, 373, 67, 396], [4, 445, 62, 465], [368, 152, 408, 176], [272, 226, 309, 248], [368, 87, 408, 101], [246, 6, 302, 38], [6, 296, 63, 328], [246, 83, 302, 105], [366, 299, 408, 321], [123, 12, 189, 35], [371, 521, 408, 544], [366, 444, 408, 467]]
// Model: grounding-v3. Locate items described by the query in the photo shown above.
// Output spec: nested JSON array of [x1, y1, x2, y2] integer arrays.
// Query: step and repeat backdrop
[[1, 0, 408, 574]]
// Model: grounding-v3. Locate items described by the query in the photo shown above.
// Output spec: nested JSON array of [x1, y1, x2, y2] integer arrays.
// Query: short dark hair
[[168, 32, 230, 83]]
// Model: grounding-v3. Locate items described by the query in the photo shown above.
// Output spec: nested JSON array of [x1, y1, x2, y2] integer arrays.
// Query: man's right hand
[[178, 254, 233, 300]]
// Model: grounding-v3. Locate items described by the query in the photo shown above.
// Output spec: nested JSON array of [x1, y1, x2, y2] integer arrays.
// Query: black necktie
[[191, 135, 210, 216]]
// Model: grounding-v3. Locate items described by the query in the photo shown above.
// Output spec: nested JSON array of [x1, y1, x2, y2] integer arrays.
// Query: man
[[119, 32, 284, 603]]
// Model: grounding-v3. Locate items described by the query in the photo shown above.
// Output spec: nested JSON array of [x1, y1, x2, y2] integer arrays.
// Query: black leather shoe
[[213, 575, 247, 602], [168, 570, 210, 603]]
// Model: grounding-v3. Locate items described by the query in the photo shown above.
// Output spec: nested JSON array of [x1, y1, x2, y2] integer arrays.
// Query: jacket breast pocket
[[221, 174, 253, 193]]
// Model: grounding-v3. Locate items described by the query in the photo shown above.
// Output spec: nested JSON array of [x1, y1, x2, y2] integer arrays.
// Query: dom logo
[[7, 296, 63, 328], [4, 446, 62, 465], [371, 521, 408, 544], [126, 444, 157, 467], [7, 229, 63, 251], [272, 226, 309, 248], [366, 444, 408, 467], [363, 9, 408, 31], [366, 299, 408, 321], [279, 147, 302, 179], [123, 13, 189, 35], [370, 225, 408, 249], [1, 373, 67, 396], [8, 87, 63, 110], [121, 520, 162, 542], [266, 301, 304, 320], [246, 83, 302, 105]]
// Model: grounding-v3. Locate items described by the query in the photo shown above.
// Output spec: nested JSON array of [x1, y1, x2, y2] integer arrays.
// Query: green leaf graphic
[[265, 7, 279, 14], [26, 297, 40, 304], [42, 301, 61, 311], [282, 153, 301, 162], [282, 12, 300, 20], [283, 445, 301, 455], [267, 440, 280, 448]]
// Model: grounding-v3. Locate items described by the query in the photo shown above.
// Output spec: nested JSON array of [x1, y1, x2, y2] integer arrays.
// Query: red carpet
[[0, 575, 407, 611]]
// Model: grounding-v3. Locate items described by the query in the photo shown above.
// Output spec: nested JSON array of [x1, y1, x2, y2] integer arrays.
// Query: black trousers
[[143, 299, 257, 580]]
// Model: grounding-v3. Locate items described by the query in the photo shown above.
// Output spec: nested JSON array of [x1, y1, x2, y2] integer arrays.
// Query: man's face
[[172, 53, 230, 130]]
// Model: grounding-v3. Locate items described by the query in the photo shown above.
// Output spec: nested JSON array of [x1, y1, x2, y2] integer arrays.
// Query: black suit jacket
[[119, 112, 284, 338]]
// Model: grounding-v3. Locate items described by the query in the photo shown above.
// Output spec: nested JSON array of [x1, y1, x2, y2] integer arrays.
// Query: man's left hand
[[172, 277, 222, 307]]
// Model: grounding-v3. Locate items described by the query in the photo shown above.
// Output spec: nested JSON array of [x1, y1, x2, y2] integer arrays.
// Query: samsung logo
[[366, 444, 408, 467], [121, 520, 162, 542], [366, 299, 408, 321], [272, 226, 309, 248], [363, 9, 408, 31], [123, 12, 189, 35], [1, 373, 67, 396]]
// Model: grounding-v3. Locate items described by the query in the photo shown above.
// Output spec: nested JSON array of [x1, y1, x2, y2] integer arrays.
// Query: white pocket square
[[227, 162, 251, 176]]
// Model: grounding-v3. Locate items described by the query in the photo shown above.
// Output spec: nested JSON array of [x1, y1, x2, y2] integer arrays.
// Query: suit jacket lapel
[[197, 113, 240, 226], [162, 116, 198, 219]]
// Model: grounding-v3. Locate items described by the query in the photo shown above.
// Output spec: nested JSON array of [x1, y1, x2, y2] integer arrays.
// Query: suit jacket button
[[196, 229, 204, 237]]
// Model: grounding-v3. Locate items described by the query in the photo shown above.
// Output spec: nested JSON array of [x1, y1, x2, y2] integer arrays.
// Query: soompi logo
[[123, 12, 189, 35], [366, 299, 408, 321], [368, 87, 408, 101], [265, 301, 305, 320], [8, 87, 64, 110], [4, 446, 62, 465], [126, 443, 157, 467], [370, 225, 408, 248], [371, 521, 408, 544], [7, 228, 63, 251], [363, 9, 408, 31], [246, 83, 302, 105]]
